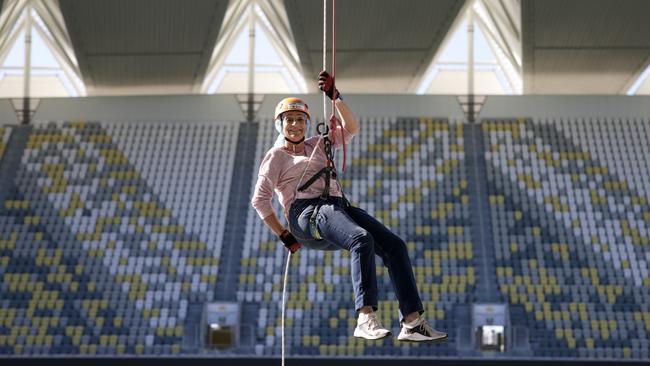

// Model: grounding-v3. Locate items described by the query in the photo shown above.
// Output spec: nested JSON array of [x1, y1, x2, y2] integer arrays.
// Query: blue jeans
[[288, 196, 424, 320]]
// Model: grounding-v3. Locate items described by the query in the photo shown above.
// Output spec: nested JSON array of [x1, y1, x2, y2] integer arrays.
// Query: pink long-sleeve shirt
[[251, 125, 355, 220]]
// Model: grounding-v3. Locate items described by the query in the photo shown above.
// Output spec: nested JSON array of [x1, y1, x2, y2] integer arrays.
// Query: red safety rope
[[328, 0, 347, 172]]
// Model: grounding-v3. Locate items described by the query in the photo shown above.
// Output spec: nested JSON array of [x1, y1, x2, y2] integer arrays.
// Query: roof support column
[[467, 3, 475, 122], [247, 2, 256, 121], [22, 0, 31, 124]]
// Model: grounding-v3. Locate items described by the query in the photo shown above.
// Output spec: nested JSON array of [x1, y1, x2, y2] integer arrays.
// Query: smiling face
[[282, 111, 308, 142]]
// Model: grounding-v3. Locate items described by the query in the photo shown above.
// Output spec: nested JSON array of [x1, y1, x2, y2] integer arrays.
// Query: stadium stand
[[0, 120, 236, 355], [0, 95, 648, 362], [483, 117, 650, 359], [242, 115, 474, 357]]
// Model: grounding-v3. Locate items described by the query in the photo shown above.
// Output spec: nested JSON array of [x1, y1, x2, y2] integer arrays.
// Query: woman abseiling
[[251, 71, 447, 342]]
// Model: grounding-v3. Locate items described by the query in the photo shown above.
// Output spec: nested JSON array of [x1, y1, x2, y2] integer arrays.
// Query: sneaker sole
[[353, 328, 391, 340], [397, 333, 448, 343]]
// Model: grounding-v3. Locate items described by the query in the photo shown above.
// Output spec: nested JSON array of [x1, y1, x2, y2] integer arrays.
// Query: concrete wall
[[255, 94, 465, 120], [0, 99, 18, 125], [24, 94, 465, 123], [6, 94, 650, 123], [31, 95, 244, 122], [479, 96, 650, 120]]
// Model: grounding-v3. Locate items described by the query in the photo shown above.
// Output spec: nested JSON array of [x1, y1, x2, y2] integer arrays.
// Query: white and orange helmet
[[273, 97, 311, 146], [274, 97, 311, 122]]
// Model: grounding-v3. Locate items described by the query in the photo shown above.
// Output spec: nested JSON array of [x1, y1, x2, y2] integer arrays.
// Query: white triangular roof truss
[[413, 0, 522, 95], [199, 0, 306, 94], [0, 0, 85, 96]]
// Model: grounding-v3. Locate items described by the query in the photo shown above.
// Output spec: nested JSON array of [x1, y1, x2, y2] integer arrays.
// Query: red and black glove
[[279, 229, 301, 253], [318, 70, 340, 101]]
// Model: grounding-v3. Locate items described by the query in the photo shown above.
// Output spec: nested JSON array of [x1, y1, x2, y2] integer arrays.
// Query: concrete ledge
[[479, 96, 650, 120], [0, 99, 18, 125], [31, 95, 244, 122]]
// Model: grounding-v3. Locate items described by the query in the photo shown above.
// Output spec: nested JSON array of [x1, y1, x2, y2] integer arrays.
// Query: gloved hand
[[318, 70, 340, 100], [279, 229, 301, 253]]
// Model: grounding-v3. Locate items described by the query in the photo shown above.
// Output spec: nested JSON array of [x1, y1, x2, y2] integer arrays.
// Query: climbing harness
[[296, 120, 349, 241]]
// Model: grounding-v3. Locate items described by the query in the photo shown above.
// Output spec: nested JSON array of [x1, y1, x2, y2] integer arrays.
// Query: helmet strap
[[284, 136, 305, 145]]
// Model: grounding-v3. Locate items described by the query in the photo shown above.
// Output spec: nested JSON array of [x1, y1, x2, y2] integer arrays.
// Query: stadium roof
[[3, 0, 649, 95], [522, 0, 650, 94]]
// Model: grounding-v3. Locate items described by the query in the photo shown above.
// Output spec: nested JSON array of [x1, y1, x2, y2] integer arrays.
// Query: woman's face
[[282, 111, 307, 142]]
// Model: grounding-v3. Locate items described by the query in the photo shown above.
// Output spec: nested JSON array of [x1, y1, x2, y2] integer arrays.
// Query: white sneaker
[[397, 315, 448, 342], [353, 312, 391, 340]]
